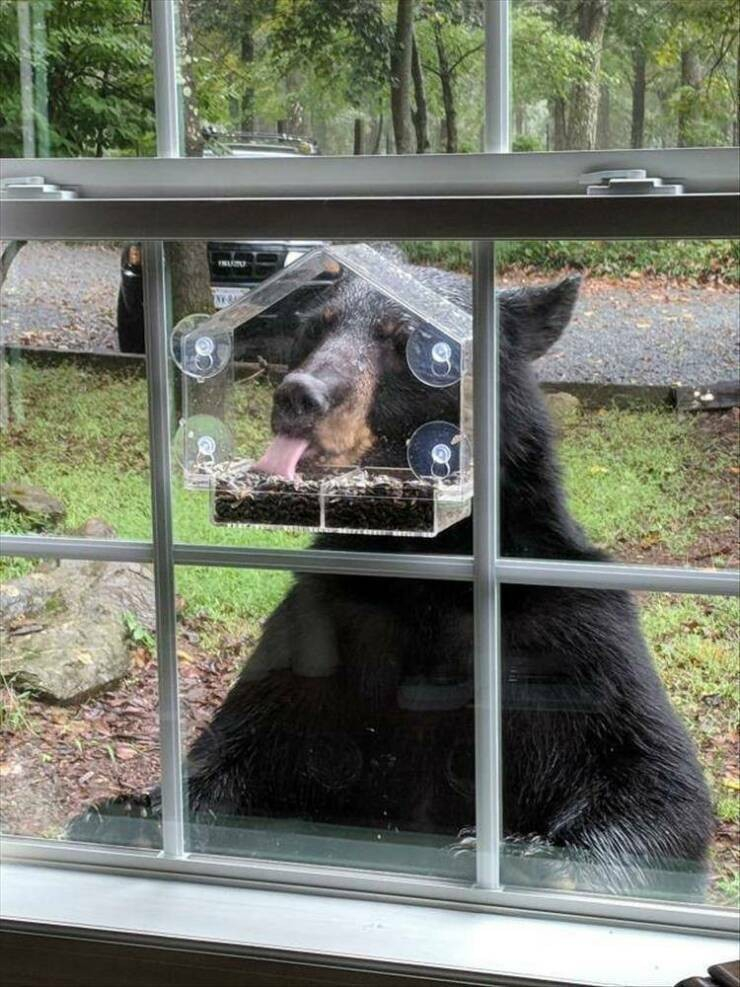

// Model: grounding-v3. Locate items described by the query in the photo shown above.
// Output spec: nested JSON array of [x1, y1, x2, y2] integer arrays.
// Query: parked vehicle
[[116, 132, 331, 361]]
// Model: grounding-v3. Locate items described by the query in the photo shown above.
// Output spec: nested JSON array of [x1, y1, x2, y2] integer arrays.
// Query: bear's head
[[253, 256, 580, 485]]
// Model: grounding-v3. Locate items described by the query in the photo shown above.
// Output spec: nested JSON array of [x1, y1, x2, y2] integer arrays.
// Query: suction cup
[[174, 415, 234, 486], [406, 323, 461, 388], [407, 421, 468, 480], [171, 313, 232, 380]]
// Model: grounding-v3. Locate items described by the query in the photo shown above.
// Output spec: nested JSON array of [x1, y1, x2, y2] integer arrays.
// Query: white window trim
[[1, 863, 734, 987], [1, 0, 739, 962], [3, 145, 739, 198]]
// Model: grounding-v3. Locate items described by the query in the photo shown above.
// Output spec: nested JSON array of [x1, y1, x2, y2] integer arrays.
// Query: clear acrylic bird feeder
[[173, 244, 473, 537]]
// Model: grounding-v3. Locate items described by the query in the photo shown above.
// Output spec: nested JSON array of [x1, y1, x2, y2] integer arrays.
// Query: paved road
[[1, 242, 738, 386]]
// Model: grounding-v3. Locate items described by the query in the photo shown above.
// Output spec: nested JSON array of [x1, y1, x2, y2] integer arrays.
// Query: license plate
[[212, 286, 249, 309]]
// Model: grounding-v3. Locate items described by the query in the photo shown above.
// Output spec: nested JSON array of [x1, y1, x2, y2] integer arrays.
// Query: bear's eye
[[374, 317, 411, 345], [288, 316, 329, 367], [303, 318, 328, 344], [321, 305, 340, 326]]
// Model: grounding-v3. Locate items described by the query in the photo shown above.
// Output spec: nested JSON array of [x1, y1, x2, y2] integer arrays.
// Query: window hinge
[[0, 175, 77, 201], [580, 169, 684, 196]]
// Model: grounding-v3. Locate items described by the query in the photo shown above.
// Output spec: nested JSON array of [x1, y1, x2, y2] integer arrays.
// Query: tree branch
[[448, 42, 484, 75]]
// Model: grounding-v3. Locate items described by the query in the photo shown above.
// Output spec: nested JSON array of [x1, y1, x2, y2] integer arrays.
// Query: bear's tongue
[[253, 435, 310, 480]]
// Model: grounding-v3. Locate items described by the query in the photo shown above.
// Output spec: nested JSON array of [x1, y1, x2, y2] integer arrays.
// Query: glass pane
[[495, 238, 739, 566], [174, 564, 475, 879], [1, 241, 151, 540], [179, 0, 484, 157], [168, 239, 474, 552], [0, 556, 161, 849], [512, 0, 739, 151], [499, 588, 739, 908], [0, 0, 155, 158]]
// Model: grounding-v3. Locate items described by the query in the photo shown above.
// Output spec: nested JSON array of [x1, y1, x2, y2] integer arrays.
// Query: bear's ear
[[500, 274, 581, 360]]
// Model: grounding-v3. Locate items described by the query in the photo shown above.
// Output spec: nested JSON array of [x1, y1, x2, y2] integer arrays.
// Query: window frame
[[1, 0, 739, 941]]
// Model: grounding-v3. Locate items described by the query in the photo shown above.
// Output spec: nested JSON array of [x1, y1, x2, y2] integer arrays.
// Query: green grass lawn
[[0, 362, 297, 619], [559, 405, 737, 560], [401, 239, 740, 283], [1, 359, 738, 901]]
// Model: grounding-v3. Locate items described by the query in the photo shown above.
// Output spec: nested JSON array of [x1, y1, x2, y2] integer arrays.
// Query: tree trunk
[[515, 105, 525, 138], [596, 83, 610, 148], [178, 0, 204, 157], [370, 114, 384, 155], [678, 46, 702, 147], [550, 97, 568, 150], [630, 47, 647, 148], [240, 15, 255, 132], [439, 117, 447, 152], [286, 68, 304, 135], [434, 21, 457, 153], [735, 38, 739, 145], [390, 0, 415, 154], [410, 32, 429, 153], [353, 117, 364, 155], [168, 240, 214, 327], [168, 0, 212, 327], [566, 0, 611, 150]]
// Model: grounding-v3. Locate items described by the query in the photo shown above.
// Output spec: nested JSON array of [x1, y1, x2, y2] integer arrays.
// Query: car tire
[[116, 288, 145, 354]]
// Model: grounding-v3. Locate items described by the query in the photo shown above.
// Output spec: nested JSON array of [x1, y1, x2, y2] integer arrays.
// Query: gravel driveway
[[1, 242, 738, 386], [1, 241, 122, 352], [531, 278, 739, 387]]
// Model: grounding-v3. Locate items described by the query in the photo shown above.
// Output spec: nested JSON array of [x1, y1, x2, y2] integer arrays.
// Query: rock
[[83, 560, 156, 631], [546, 391, 581, 427], [0, 615, 130, 704], [0, 573, 59, 622], [72, 517, 118, 539], [0, 483, 66, 526], [0, 559, 156, 704]]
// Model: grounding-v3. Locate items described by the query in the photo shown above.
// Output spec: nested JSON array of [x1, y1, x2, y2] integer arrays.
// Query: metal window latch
[[0, 175, 77, 200], [580, 169, 684, 196]]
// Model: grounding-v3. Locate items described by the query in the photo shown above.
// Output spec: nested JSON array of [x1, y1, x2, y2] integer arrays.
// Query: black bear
[[72, 255, 713, 896]]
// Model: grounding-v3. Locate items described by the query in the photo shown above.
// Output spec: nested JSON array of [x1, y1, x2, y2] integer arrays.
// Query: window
[[0, 240, 152, 538], [1, 0, 155, 158], [512, 0, 739, 152], [1, 0, 738, 969]]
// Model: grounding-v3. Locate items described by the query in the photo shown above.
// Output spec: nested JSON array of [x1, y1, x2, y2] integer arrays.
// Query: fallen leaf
[[114, 744, 138, 761]]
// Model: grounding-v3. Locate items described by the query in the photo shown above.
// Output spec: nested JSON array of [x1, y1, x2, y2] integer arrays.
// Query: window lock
[[0, 175, 77, 200], [580, 168, 684, 196]]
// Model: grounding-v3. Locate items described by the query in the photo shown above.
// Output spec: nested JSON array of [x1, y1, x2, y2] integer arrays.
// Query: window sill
[[0, 862, 731, 987]]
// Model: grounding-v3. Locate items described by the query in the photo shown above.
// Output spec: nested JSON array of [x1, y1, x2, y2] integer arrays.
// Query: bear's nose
[[274, 372, 331, 421]]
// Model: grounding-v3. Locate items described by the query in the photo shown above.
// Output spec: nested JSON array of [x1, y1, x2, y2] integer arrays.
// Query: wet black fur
[[70, 255, 713, 893]]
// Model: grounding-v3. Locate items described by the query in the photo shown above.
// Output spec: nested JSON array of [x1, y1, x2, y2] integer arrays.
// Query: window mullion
[[472, 240, 502, 891], [471, 0, 510, 894], [151, 0, 181, 159], [142, 240, 185, 858], [486, 0, 511, 155]]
